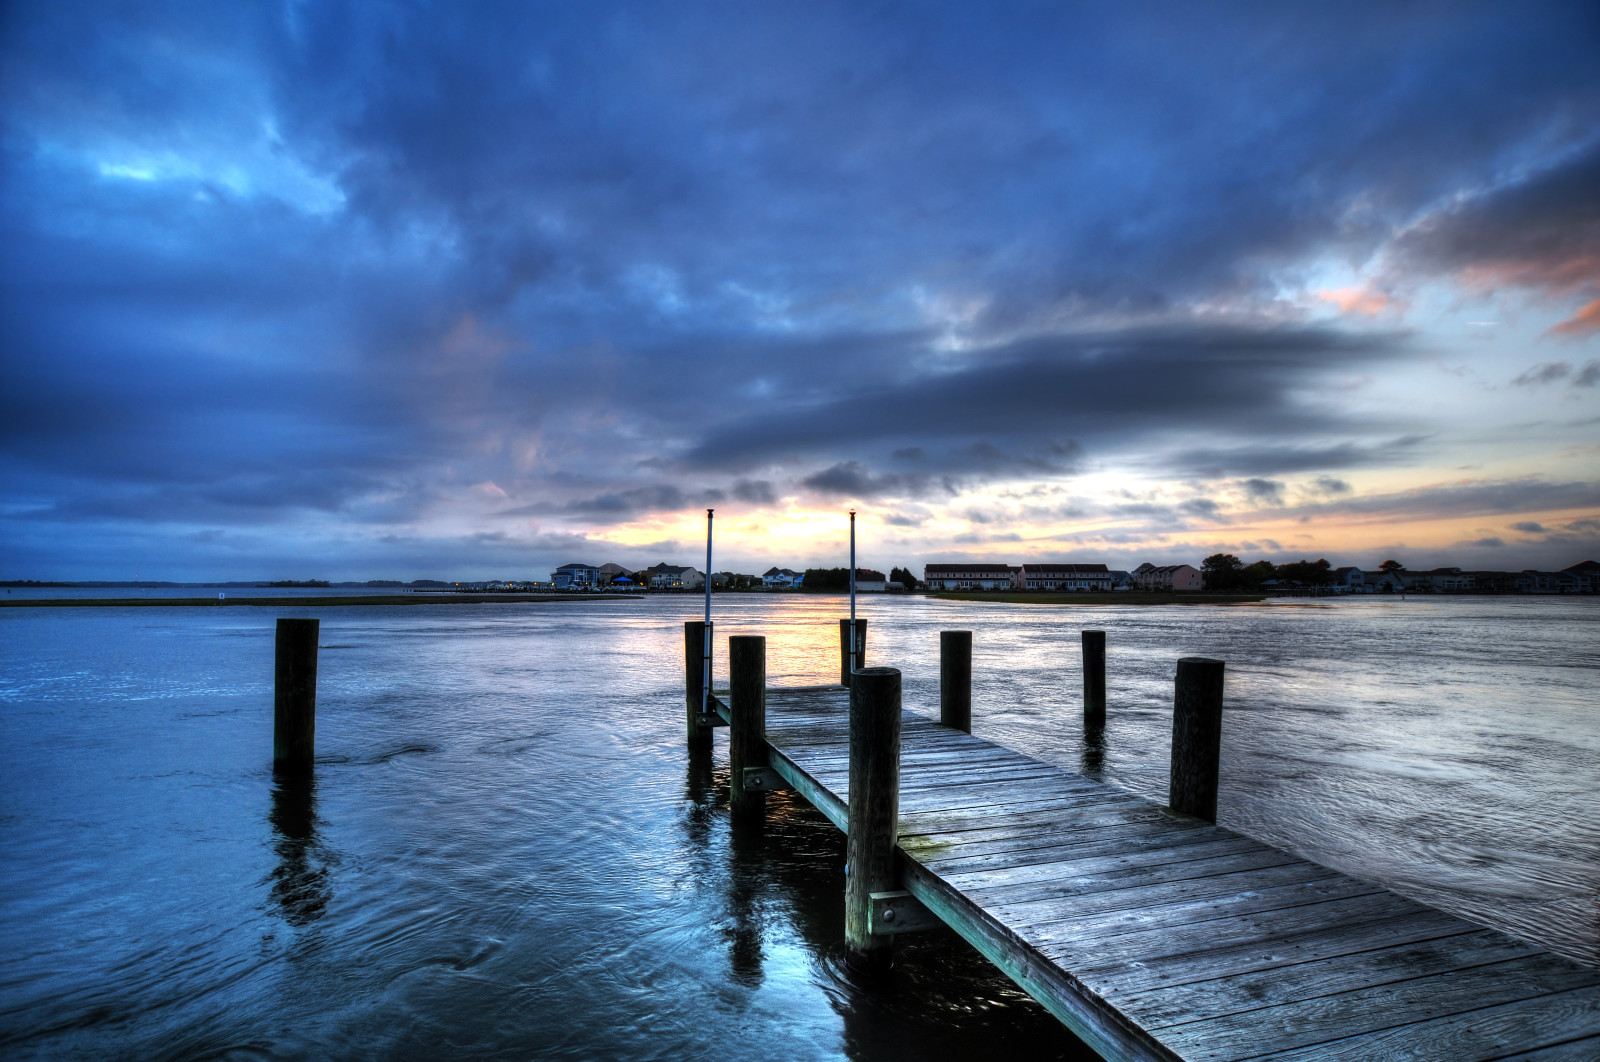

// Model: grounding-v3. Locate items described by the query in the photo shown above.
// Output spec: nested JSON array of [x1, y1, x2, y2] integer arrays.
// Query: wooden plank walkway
[[740, 684, 1600, 1062]]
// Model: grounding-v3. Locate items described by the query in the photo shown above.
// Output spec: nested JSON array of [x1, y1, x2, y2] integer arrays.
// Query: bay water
[[1, 594, 1594, 1059]]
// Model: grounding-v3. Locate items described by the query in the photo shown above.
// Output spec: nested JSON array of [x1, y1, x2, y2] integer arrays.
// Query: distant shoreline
[[928, 590, 1266, 605], [0, 594, 644, 608]]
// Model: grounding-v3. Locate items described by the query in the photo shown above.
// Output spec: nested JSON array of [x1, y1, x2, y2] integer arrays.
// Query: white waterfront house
[[649, 564, 704, 590], [761, 566, 805, 589], [922, 563, 1017, 590], [1013, 563, 1114, 591]]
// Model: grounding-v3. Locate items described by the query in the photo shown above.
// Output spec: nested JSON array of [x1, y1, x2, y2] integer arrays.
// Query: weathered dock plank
[[746, 683, 1600, 1062]]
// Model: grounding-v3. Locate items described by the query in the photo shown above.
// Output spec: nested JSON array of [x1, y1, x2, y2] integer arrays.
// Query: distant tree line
[[800, 566, 921, 591], [1200, 554, 1353, 590]]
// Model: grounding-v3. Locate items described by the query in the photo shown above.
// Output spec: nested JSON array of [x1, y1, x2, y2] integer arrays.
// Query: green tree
[[1241, 560, 1277, 588], [1379, 559, 1404, 572], [889, 566, 922, 590], [1201, 553, 1244, 590], [1278, 558, 1334, 586]]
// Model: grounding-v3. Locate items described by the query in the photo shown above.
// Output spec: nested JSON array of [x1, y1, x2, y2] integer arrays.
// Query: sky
[[2, 1, 1598, 581]]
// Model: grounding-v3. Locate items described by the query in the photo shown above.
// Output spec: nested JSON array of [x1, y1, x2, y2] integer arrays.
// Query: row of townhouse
[[1328, 563, 1597, 594], [923, 562, 1182, 591]]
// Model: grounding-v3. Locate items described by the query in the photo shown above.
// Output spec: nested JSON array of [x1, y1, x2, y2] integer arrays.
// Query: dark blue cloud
[[2, 1, 1598, 575]]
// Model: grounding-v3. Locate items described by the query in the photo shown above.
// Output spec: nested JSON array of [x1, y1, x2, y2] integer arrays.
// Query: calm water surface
[[1, 595, 1595, 1059]]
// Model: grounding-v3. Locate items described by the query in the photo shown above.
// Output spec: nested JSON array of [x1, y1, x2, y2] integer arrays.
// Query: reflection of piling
[[939, 630, 972, 733], [1082, 629, 1106, 729], [1169, 657, 1225, 821], [728, 635, 768, 824], [684, 621, 713, 749], [268, 773, 329, 925], [274, 618, 319, 774], [845, 666, 901, 973], [838, 618, 866, 686]]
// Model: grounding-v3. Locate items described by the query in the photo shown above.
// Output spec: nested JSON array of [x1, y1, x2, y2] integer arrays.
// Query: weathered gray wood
[[273, 617, 319, 774], [1083, 628, 1106, 729], [1169, 656, 1224, 821], [1126, 929, 1540, 1028], [683, 621, 713, 749], [870, 890, 942, 935], [728, 635, 766, 822], [1493, 1036, 1600, 1060], [940, 629, 972, 732], [741, 765, 789, 792], [838, 617, 866, 685], [736, 679, 1596, 1060], [1254, 984, 1600, 1061], [1159, 953, 1600, 1061], [844, 666, 900, 971]]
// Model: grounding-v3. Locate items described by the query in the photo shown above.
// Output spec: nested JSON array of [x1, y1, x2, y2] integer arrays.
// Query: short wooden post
[[838, 618, 867, 686], [1169, 656, 1225, 821], [273, 618, 319, 774], [939, 630, 972, 733], [684, 621, 713, 749], [1082, 629, 1106, 729], [728, 635, 767, 822], [845, 666, 901, 972]]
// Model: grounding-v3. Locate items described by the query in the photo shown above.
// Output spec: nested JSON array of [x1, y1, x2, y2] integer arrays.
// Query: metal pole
[[849, 509, 857, 662], [703, 508, 713, 717]]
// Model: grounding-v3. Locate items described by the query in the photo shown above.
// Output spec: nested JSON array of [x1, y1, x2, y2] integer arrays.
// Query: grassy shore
[[926, 591, 1264, 605], [0, 593, 642, 608]]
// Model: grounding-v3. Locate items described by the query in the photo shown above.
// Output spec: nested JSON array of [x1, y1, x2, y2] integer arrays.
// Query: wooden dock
[[689, 625, 1600, 1061]]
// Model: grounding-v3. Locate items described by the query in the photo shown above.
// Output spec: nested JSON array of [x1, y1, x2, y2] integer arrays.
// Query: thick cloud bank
[[2, 2, 1597, 577]]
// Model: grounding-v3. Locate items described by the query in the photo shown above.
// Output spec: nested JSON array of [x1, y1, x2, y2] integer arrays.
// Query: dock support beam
[[838, 618, 866, 686], [684, 621, 713, 749], [845, 666, 902, 973], [1169, 656, 1225, 821], [728, 635, 767, 823], [940, 630, 972, 733], [273, 618, 319, 774], [1082, 629, 1106, 729]]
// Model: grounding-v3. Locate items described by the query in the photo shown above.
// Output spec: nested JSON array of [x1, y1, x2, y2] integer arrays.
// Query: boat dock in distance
[[682, 618, 1600, 1061]]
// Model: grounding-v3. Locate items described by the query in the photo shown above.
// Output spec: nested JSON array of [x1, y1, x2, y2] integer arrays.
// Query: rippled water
[[1, 595, 1595, 1059]]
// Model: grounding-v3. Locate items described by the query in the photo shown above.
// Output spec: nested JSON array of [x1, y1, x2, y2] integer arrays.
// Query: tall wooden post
[[1169, 656, 1225, 821], [274, 618, 319, 774], [684, 621, 713, 749], [838, 618, 867, 686], [845, 666, 901, 972], [940, 630, 972, 733], [728, 635, 767, 823], [1082, 629, 1106, 729]]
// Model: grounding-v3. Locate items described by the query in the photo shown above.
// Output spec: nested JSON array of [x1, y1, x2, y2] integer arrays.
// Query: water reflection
[[1081, 723, 1105, 778], [267, 774, 332, 926]]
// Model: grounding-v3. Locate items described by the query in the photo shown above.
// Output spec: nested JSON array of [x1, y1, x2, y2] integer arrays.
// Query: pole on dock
[[1082, 629, 1106, 729], [940, 630, 972, 733], [838, 618, 867, 686], [684, 620, 713, 749], [1169, 656, 1225, 821], [848, 509, 858, 682], [845, 666, 902, 973], [273, 617, 319, 774], [728, 635, 768, 823], [702, 508, 714, 721]]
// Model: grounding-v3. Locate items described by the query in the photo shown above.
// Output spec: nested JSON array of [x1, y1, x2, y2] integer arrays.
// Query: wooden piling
[[728, 635, 767, 823], [939, 630, 972, 733], [837, 618, 867, 686], [684, 621, 713, 749], [273, 618, 319, 774], [1169, 656, 1225, 821], [1082, 629, 1106, 729], [845, 665, 901, 972]]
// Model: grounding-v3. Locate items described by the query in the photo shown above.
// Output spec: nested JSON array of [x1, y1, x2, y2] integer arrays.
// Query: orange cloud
[[1549, 296, 1600, 337], [1318, 286, 1395, 316]]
